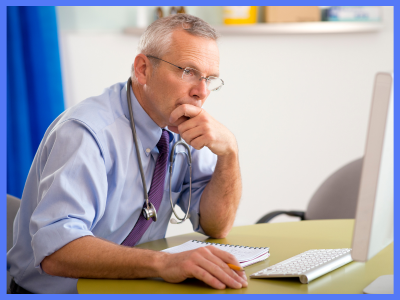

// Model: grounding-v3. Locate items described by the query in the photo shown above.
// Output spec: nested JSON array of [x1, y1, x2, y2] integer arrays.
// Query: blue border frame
[[2, 1, 396, 298]]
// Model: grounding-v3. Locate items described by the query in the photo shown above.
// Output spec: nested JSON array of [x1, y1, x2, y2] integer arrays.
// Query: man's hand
[[169, 104, 237, 157], [169, 103, 242, 238], [159, 246, 248, 289], [41, 236, 247, 290]]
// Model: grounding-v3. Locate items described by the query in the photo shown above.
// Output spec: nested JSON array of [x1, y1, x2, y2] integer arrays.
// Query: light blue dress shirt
[[7, 81, 217, 294]]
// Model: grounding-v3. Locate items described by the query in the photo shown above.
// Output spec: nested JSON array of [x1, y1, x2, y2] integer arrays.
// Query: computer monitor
[[351, 72, 393, 293]]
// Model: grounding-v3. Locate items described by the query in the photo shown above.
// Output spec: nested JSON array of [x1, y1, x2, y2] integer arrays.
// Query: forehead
[[164, 30, 220, 75]]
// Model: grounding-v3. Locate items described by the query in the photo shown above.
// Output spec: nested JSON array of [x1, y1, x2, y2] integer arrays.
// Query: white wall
[[56, 7, 393, 238]]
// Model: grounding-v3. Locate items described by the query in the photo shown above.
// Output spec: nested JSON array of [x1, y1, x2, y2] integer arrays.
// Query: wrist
[[219, 140, 239, 159], [153, 251, 170, 277]]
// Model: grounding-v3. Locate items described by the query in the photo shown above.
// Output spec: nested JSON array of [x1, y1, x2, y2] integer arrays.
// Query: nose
[[189, 78, 209, 101]]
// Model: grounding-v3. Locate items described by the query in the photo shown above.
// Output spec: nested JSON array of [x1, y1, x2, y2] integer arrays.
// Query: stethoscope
[[126, 78, 192, 225]]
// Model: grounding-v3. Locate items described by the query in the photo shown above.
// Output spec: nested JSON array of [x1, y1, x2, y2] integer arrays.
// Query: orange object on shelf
[[265, 6, 321, 23], [223, 6, 258, 25]]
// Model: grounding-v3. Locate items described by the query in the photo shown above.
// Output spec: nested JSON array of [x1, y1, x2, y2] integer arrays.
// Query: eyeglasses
[[146, 55, 224, 92]]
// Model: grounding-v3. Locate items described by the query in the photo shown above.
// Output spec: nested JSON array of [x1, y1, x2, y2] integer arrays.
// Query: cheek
[[149, 72, 192, 110], [156, 73, 181, 94], [164, 79, 191, 101]]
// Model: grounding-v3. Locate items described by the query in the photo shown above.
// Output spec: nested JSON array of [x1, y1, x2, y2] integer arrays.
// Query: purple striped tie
[[122, 130, 170, 247]]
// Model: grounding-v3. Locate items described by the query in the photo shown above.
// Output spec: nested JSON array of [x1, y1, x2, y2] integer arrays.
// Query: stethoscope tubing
[[126, 77, 192, 224], [169, 141, 192, 224], [126, 78, 149, 208]]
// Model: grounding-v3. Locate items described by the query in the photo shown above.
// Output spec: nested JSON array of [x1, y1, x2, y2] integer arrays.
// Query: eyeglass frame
[[146, 55, 224, 91]]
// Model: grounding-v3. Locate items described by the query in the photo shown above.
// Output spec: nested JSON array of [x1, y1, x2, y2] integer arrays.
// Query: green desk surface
[[77, 219, 393, 294]]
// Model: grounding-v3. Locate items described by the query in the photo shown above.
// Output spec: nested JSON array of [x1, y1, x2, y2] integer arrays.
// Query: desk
[[77, 219, 393, 294]]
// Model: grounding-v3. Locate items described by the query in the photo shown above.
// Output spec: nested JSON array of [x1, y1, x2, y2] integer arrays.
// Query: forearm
[[199, 148, 242, 238], [41, 236, 168, 279], [169, 105, 242, 238], [42, 236, 247, 290]]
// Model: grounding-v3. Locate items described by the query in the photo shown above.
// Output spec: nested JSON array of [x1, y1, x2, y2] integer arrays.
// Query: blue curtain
[[7, 7, 65, 198]]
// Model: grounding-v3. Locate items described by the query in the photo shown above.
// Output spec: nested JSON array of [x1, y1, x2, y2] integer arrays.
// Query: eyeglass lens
[[182, 68, 223, 91]]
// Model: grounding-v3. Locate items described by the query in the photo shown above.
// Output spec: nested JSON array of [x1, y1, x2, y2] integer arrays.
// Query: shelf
[[124, 22, 383, 36]]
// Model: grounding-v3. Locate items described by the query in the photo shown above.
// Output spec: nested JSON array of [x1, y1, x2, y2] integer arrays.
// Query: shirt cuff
[[31, 219, 94, 274]]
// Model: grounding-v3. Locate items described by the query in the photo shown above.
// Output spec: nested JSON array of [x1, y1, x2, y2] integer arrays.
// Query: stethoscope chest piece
[[142, 202, 157, 222]]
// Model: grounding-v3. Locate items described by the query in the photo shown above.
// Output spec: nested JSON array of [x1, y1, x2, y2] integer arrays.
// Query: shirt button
[[146, 148, 151, 153]]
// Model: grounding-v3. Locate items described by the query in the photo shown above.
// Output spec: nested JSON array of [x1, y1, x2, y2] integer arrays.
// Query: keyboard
[[250, 248, 353, 284]]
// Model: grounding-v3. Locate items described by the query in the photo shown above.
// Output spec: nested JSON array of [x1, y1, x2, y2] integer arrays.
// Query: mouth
[[176, 99, 202, 108]]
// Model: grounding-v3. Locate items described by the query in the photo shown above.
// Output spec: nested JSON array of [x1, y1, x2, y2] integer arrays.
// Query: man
[[7, 14, 244, 293]]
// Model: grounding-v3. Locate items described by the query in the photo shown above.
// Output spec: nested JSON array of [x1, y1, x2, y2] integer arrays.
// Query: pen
[[227, 263, 244, 271]]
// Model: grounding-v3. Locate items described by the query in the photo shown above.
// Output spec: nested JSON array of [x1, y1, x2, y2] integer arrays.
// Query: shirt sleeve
[[177, 146, 217, 235], [29, 120, 108, 273]]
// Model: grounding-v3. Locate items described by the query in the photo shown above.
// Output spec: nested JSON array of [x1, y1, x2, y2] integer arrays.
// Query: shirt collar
[[120, 81, 174, 156]]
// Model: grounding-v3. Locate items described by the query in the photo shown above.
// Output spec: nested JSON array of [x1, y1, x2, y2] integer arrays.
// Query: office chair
[[7, 194, 21, 293], [256, 157, 363, 223]]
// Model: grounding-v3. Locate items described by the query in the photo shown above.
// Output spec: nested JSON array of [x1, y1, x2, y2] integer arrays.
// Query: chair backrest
[[305, 157, 363, 220], [7, 194, 21, 251], [7, 194, 21, 293]]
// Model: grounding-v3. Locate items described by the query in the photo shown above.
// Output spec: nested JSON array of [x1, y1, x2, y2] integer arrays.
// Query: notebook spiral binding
[[192, 240, 267, 250]]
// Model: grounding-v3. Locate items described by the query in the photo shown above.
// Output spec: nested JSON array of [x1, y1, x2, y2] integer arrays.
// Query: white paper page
[[162, 240, 270, 266]]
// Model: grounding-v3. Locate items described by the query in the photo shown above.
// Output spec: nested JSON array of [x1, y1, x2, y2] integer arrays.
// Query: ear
[[133, 54, 151, 85]]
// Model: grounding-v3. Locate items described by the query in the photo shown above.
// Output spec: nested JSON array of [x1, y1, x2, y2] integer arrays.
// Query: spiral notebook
[[162, 240, 270, 267]]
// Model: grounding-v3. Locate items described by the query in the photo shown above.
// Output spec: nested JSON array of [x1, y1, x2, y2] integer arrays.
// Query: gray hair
[[135, 14, 220, 69]]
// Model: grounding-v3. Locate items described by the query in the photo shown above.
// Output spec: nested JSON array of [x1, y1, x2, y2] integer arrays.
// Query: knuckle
[[226, 254, 236, 261], [182, 260, 195, 273], [182, 104, 190, 114], [206, 132, 214, 141], [198, 247, 208, 254], [211, 278, 225, 289], [189, 139, 197, 148], [199, 114, 207, 122], [192, 141, 203, 150], [190, 252, 199, 260], [181, 260, 189, 270], [198, 268, 208, 278], [180, 132, 187, 141]]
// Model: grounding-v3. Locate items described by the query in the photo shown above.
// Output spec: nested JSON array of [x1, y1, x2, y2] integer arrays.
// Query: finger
[[180, 126, 204, 145], [207, 259, 248, 288], [200, 247, 248, 287], [232, 269, 248, 286], [168, 115, 192, 133], [232, 269, 248, 287], [191, 265, 226, 290], [177, 111, 209, 134], [206, 247, 247, 281], [196, 255, 243, 289], [239, 271, 248, 285], [189, 135, 208, 150], [195, 247, 247, 288], [169, 104, 202, 124], [172, 116, 190, 128], [209, 247, 242, 265]]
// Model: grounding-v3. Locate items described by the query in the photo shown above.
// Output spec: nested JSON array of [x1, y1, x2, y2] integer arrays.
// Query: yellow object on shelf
[[223, 6, 258, 25]]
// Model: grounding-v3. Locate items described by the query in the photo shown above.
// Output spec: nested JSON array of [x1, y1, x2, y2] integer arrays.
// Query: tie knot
[[157, 130, 170, 154]]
